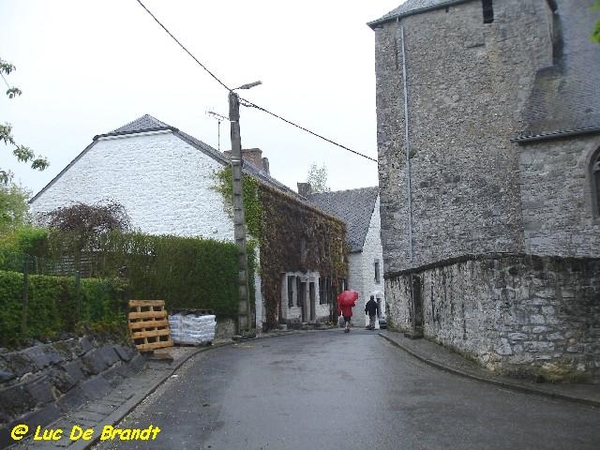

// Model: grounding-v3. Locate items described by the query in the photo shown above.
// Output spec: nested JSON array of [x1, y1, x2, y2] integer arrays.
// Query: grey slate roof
[[368, 0, 469, 28], [368, 0, 558, 28], [108, 114, 172, 135], [107, 114, 300, 195], [307, 187, 379, 253], [517, 0, 600, 141]]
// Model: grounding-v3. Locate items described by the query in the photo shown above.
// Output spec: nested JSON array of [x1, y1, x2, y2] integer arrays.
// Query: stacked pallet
[[128, 300, 173, 352]]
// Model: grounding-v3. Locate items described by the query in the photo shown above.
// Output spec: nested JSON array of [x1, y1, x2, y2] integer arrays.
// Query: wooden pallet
[[128, 300, 173, 352]]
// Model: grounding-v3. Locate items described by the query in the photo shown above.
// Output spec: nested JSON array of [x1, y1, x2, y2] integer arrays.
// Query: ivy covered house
[[29, 114, 348, 331]]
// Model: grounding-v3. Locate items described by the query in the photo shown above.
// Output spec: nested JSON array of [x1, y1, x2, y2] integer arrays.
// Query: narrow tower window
[[594, 154, 600, 216], [482, 0, 494, 23]]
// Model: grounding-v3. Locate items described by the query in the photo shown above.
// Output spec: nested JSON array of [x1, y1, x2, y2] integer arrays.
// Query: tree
[[39, 201, 131, 271], [1, 58, 49, 184], [593, 1, 600, 44], [306, 162, 330, 193], [0, 181, 31, 233]]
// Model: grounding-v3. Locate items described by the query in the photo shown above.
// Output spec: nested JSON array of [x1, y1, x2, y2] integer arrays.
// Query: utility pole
[[228, 81, 261, 334]]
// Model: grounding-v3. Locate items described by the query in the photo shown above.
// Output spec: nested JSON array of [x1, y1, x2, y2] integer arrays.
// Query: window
[[482, 0, 493, 24], [298, 279, 305, 307], [374, 260, 381, 284], [319, 277, 325, 304], [287, 276, 294, 308], [593, 153, 600, 217]]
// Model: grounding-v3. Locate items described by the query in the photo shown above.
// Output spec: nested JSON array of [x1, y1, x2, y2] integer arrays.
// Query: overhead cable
[[134, 0, 377, 163]]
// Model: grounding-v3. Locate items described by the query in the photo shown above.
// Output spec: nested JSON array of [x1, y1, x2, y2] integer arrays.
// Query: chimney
[[223, 148, 269, 174], [241, 148, 263, 168], [297, 182, 312, 197]]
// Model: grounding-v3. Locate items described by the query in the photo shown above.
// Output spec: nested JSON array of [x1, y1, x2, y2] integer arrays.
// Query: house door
[[299, 281, 307, 322], [309, 282, 316, 321], [411, 274, 423, 335]]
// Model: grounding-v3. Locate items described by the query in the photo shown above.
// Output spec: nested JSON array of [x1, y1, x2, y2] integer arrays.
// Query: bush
[[0, 270, 127, 347], [100, 233, 241, 316]]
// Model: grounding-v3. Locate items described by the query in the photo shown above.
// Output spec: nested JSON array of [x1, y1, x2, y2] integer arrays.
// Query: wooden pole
[[229, 91, 251, 334]]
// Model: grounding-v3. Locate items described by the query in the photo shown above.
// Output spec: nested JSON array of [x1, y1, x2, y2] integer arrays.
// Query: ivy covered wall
[[214, 168, 348, 330]]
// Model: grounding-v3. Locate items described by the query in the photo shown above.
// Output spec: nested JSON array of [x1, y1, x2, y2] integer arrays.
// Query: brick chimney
[[223, 148, 269, 174], [297, 182, 312, 197]]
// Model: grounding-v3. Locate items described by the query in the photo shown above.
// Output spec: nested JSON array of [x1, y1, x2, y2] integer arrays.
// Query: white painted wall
[[30, 131, 234, 241], [279, 271, 330, 324], [347, 196, 385, 327]]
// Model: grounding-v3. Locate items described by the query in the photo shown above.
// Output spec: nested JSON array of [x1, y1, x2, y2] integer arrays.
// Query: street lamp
[[229, 80, 261, 335]]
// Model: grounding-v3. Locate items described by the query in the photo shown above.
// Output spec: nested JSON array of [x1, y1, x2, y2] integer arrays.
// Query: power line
[[134, 0, 377, 164], [241, 98, 378, 163], [135, 0, 231, 91]]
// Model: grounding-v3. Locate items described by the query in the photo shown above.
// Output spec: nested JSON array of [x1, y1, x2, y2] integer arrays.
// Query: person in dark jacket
[[365, 295, 379, 330]]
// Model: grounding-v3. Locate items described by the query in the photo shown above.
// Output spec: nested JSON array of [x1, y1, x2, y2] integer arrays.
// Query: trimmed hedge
[[0, 270, 126, 346], [99, 233, 246, 317], [0, 232, 253, 345]]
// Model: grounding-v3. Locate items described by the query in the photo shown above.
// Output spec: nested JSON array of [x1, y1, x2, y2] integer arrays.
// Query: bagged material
[[169, 313, 216, 345]]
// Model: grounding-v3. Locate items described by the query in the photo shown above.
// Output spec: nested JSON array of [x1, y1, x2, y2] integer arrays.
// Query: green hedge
[[100, 233, 245, 317], [0, 232, 254, 345], [0, 270, 126, 346]]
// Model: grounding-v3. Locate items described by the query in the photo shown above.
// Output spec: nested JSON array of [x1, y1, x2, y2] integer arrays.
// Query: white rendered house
[[305, 187, 386, 327]]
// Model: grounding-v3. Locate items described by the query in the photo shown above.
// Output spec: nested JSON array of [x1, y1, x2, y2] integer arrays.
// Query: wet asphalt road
[[94, 330, 600, 450]]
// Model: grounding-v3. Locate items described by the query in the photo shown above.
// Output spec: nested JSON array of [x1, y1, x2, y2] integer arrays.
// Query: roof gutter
[[511, 126, 600, 144], [399, 22, 414, 267]]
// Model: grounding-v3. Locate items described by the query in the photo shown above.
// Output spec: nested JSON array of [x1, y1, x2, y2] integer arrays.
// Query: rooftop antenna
[[206, 110, 228, 151]]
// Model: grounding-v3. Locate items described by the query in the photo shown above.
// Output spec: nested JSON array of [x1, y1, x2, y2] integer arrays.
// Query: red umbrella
[[337, 289, 359, 307]]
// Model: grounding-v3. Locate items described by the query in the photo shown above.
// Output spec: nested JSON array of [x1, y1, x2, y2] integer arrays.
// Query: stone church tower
[[369, 0, 600, 381]]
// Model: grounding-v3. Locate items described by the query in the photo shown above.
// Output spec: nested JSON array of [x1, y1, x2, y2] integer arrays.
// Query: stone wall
[[0, 335, 145, 448], [385, 255, 600, 382], [374, 0, 555, 273], [518, 135, 600, 258]]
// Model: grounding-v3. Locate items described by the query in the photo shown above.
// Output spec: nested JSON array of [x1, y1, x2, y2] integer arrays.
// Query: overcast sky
[[1, 0, 404, 197]]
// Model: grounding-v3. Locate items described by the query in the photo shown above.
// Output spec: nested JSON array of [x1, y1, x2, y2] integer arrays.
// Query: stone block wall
[[374, 0, 555, 272], [0, 336, 145, 448], [385, 255, 600, 382], [518, 135, 600, 258]]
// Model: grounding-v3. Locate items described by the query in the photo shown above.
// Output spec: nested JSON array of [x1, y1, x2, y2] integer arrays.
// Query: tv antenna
[[206, 110, 228, 151]]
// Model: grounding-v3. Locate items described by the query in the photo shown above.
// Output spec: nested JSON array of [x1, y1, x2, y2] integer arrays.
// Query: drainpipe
[[399, 20, 420, 338], [399, 21, 414, 267]]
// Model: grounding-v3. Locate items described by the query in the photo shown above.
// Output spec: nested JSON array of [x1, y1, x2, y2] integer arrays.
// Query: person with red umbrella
[[337, 290, 358, 333]]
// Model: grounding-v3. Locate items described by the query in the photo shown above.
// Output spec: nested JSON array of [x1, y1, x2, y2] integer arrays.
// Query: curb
[[73, 342, 226, 450], [77, 328, 336, 449], [378, 333, 600, 409]]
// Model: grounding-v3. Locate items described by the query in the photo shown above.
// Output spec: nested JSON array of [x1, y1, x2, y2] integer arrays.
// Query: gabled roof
[[30, 114, 301, 203], [368, 0, 557, 28], [107, 114, 173, 135], [368, 0, 470, 28], [307, 187, 379, 253]]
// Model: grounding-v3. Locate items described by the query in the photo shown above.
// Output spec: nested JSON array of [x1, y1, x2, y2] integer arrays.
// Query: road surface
[[93, 330, 600, 450]]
